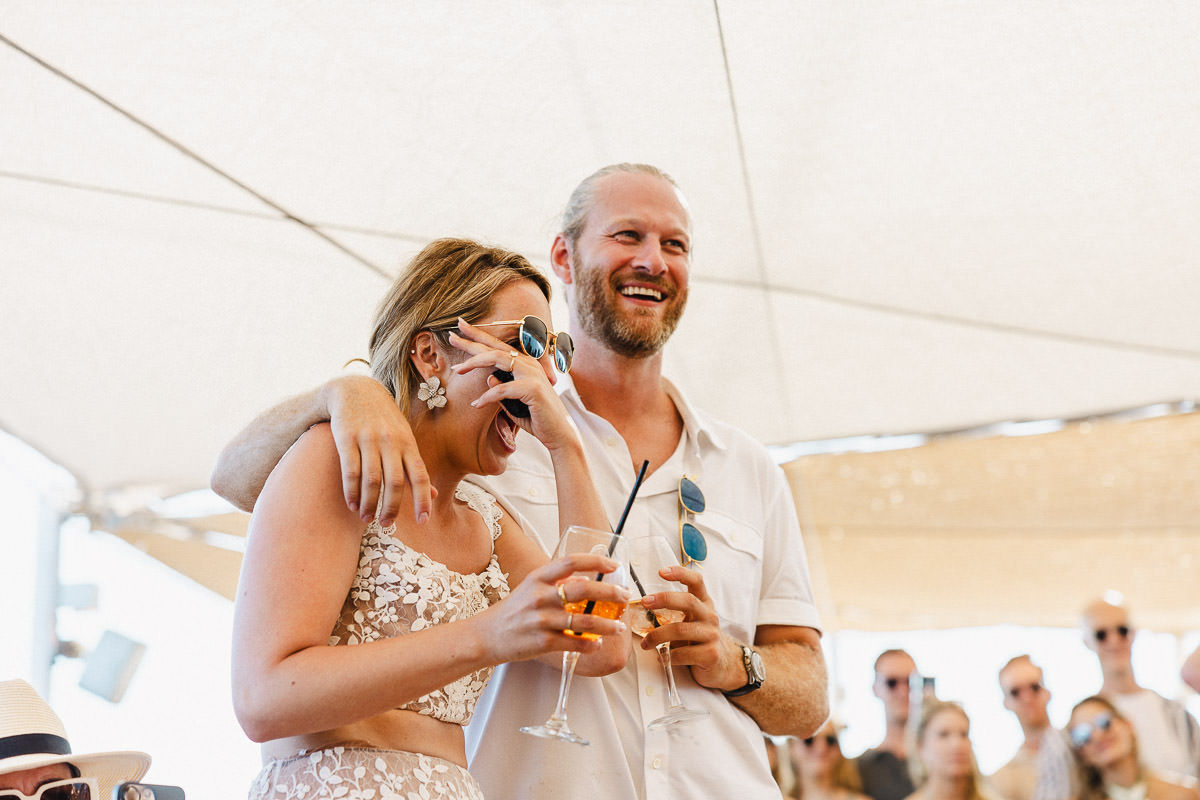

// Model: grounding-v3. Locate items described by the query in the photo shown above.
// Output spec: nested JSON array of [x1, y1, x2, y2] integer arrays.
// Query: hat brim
[[0, 750, 151, 798]]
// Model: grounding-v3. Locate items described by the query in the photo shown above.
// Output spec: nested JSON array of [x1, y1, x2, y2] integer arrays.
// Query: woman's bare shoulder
[[255, 422, 358, 530]]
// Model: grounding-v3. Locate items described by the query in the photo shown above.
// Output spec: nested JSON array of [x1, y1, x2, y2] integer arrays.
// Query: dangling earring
[[417, 375, 447, 409]]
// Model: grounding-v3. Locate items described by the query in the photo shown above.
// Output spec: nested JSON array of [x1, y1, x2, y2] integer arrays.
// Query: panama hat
[[0, 679, 150, 797]]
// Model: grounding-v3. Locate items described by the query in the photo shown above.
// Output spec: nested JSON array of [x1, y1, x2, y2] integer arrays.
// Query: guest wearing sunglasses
[[1080, 596, 1200, 783], [788, 722, 871, 800], [855, 649, 920, 800], [988, 655, 1076, 800], [0, 679, 151, 800], [905, 701, 994, 800], [212, 163, 827, 800], [1068, 696, 1199, 800], [231, 239, 630, 800]]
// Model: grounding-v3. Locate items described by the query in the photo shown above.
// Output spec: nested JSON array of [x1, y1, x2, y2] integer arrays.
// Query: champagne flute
[[520, 525, 630, 745], [627, 536, 710, 729]]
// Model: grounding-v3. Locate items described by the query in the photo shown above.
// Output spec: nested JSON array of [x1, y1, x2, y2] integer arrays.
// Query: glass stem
[[656, 642, 685, 710], [548, 650, 581, 724]]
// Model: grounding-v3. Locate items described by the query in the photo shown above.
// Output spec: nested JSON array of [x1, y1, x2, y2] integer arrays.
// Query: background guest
[[0, 678, 151, 798], [857, 649, 920, 800], [906, 700, 992, 800], [989, 655, 1076, 800], [1068, 695, 1199, 800], [1080, 597, 1200, 783], [791, 721, 871, 800]]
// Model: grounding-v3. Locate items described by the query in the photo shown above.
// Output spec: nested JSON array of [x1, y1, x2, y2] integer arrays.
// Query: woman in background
[[1069, 695, 1199, 800], [905, 701, 993, 800], [789, 721, 871, 800]]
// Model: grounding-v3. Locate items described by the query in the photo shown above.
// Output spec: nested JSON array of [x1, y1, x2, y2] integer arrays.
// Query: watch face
[[749, 650, 766, 681]]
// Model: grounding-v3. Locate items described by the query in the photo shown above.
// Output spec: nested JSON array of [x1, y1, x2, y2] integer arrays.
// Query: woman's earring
[[417, 375, 447, 410]]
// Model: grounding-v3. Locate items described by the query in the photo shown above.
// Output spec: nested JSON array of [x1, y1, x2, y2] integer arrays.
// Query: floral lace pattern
[[249, 745, 485, 800], [327, 481, 510, 726]]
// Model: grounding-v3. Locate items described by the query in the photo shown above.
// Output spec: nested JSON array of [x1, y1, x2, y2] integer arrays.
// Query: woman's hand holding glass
[[521, 526, 632, 745], [477, 547, 630, 664]]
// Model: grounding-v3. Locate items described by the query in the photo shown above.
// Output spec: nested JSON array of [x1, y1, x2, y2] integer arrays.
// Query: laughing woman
[[1069, 696, 1200, 800], [231, 239, 630, 799]]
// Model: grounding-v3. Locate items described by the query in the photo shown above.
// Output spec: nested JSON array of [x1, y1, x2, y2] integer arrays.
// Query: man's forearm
[[211, 387, 330, 511], [734, 633, 829, 738]]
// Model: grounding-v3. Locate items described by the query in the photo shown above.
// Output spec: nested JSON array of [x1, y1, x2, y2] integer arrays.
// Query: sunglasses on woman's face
[[0, 777, 97, 800], [1070, 712, 1114, 749], [464, 315, 574, 374], [678, 476, 707, 565], [1093, 625, 1130, 643]]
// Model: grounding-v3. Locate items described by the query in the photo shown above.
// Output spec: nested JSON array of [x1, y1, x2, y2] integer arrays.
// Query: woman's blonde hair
[[369, 238, 550, 413], [911, 701, 986, 800]]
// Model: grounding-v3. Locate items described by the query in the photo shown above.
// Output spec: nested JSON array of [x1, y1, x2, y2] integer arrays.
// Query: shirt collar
[[556, 371, 729, 456]]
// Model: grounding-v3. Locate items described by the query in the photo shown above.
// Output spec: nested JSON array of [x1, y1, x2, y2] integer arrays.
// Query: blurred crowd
[[766, 597, 1200, 800]]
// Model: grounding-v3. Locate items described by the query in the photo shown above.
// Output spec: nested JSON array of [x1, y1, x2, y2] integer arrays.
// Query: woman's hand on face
[[476, 553, 630, 664], [447, 320, 577, 450]]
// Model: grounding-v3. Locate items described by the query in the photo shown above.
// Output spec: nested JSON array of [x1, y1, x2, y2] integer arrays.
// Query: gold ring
[[557, 583, 569, 604], [508, 352, 517, 372]]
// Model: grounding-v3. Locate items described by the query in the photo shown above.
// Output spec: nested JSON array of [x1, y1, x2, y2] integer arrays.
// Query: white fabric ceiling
[[3, 3, 1200, 513]]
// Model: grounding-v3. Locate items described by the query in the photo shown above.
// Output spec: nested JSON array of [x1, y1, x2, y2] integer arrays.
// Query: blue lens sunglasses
[[461, 315, 574, 374], [1070, 711, 1113, 749], [678, 475, 707, 565]]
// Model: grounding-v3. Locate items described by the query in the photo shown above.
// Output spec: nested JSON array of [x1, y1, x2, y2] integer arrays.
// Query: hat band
[[0, 732, 72, 759]]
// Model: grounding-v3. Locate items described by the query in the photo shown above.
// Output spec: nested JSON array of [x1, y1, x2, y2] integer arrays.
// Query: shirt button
[[527, 486, 538, 497], [645, 685, 655, 696], [605, 436, 619, 447], [652, 756, 664, 769]]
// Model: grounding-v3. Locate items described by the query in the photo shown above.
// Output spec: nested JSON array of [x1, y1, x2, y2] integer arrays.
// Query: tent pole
[[30, 498, 62, 697]]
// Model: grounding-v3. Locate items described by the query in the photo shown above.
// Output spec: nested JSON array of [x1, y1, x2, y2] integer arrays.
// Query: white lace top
[[327, 481, 511, 725]]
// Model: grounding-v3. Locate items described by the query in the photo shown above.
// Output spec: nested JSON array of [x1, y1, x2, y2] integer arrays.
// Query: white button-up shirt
[[465, 375, 821, 799]]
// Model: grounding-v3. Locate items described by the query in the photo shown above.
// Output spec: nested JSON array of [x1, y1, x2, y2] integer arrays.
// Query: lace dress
[[248, 481, 511, 800]]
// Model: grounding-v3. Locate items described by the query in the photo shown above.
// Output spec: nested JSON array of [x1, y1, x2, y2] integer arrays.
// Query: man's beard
[[572, 254, 688, 359]]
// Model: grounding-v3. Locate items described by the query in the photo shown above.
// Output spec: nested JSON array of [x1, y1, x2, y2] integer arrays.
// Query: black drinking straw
[[583, 460, 653, 622], [613, 459, 650, 543]]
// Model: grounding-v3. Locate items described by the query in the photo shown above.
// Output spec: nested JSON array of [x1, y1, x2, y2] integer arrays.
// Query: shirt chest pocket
[[491, 469, 562, 554], [689, 511, 764, 643]]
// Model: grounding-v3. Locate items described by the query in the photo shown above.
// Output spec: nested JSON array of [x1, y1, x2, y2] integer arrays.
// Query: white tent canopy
[[787, 408, 1200, 634], [3, 3, 1199, 629]]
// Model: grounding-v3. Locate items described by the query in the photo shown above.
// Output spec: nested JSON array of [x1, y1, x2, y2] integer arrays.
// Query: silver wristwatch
[[723, 645, 765, 697]]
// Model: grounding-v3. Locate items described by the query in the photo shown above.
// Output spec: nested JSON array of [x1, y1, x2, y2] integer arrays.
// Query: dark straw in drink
[[583, 460, 654, 626]]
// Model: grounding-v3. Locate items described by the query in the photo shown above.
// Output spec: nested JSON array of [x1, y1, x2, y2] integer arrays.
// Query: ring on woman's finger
[[508, 352, 517, 372], [557, 583, 569, 604], [566, 613, 575, 632]]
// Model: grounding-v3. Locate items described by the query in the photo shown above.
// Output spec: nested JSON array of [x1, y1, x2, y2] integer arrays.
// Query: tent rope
[[0, 30, 391, 280]]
